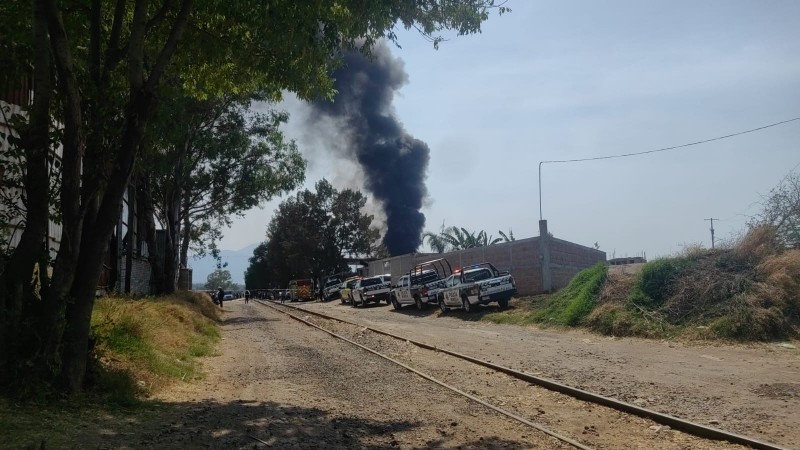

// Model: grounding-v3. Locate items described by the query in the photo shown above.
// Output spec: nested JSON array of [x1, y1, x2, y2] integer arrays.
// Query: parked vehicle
[[437, 262, 516, 313], [339, 276, 362, 304], [352, 274, 391, 307], [223, 290, 234, 301], [390, 258, 452, 310], [323, 277, 343, 301], [287, 279, 313, 301]]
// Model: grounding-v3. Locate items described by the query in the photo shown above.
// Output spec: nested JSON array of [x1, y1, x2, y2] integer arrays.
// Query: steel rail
[[263, 300, 790, 450], [256, 300, 593, 450]]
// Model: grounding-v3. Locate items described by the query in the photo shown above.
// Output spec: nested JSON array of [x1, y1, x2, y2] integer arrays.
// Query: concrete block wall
[[369, 238, 546, 296], [548, 237, 606, 290], [368, 231, 606, 296]]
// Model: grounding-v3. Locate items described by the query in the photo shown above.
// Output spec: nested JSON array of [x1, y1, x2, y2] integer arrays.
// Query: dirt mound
[[588, 225, 800, 341]]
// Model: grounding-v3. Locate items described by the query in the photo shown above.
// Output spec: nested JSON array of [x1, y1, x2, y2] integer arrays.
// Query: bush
[[628, 257, 694, 308]]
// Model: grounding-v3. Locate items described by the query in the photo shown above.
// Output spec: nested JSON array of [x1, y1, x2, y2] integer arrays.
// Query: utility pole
[[704, 218, 719, 249]]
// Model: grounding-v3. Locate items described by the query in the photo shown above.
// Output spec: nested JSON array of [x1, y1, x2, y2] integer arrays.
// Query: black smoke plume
[[310, 44, 428, 256]]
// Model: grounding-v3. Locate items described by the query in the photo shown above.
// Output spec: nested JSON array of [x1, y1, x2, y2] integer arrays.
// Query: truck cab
[[437, 262, 516, 312], [390, 258, 452, 310], [352, 274, 391, 307]]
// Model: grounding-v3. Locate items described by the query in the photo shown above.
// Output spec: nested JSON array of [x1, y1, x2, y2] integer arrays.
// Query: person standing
[[217, 287, 225, 309], [244, 289, 250, 304]]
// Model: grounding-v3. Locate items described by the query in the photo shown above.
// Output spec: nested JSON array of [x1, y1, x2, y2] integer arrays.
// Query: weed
[[89, 293, 220, 401], [628, 257, 694, 308], [532, 263, 608, 326]]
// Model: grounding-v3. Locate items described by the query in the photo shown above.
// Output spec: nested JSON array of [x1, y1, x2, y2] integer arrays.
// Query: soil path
[[86, 301, 566, 449], [291, 298, 800, 448], [41, 299, 797, 449]]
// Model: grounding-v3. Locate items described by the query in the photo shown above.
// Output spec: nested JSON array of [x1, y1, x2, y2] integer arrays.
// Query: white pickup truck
[[390, 258, 452, 310], [352, 274, 391, 307], [322, 277, 342, 301], [437, 262, 516, 312]]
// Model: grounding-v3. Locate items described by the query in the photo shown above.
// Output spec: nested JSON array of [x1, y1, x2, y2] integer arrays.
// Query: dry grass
[[734, 225, 782, 262], [89, 291, 220, 401], [587, 225, 800, 341]]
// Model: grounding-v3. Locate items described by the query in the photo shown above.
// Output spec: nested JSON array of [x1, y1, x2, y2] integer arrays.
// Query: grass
[[627, 257, 695, 308], [89, 291, 221, 402], [0, 291, 221, 449], [484, 263, 608, 328], [483, 294, 554, 326], [534, 263, 608, 326], [484, 226, 800, 342]]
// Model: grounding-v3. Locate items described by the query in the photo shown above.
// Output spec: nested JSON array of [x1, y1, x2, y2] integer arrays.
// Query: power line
[[540, 117, 800, 165], [538, 116, 800, 220]]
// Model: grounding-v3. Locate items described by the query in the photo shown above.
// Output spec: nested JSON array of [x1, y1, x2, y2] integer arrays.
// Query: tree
[[440, 226, 501, 250], [1, 0, 504, 394], [205, 269, 233, 290], [423, 225, 506, 252], [423, 221, 450, 253], [751, 170, 800, 249], [244, 242, 274, 290], [498, 228, 515, 242], [140, 92, 305, 294], [253, 180, 379, 288]]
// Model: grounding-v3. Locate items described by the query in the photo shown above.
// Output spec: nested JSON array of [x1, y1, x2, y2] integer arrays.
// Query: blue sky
[[198, 0, 800, 280]]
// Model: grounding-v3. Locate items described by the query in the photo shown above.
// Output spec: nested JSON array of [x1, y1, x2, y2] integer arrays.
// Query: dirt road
[[289, 298, 800, 448], [58, 298, 797, 449], [86, 301, 565, 449]]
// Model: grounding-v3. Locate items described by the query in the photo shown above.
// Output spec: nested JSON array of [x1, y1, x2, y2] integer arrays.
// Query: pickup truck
[[323, 277, 342, 301], [390, 258, 452, 310], [352, 274, 391, 307], [437, 262, 516, 313], [339, 276, 362, 304]]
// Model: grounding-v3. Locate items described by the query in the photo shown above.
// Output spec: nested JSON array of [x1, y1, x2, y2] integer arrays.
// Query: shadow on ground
[[221, 315, 279, 326], [11, 399, 534, 449], [439, 304, 513, 322]]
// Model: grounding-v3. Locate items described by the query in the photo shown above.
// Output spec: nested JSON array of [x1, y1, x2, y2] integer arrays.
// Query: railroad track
[[255, 299, 788, 450]]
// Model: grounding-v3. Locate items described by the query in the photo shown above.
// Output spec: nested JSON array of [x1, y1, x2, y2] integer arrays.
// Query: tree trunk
[[124, 184, 135, 293], [180, 195, 191, 268], [0, 0, 53, 386], [59, 90, 155, 393], [162, 191, 180, 294], [138, 178, 165, 294]]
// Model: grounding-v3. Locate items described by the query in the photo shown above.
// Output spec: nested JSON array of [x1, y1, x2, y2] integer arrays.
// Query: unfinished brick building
[[368, 221, 606, 296]]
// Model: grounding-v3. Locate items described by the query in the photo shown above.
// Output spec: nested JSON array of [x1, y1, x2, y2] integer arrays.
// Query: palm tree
[[441, 227, 501, 250], [423, 231, 449, 253], [423, 221, 450, 253], [498, 228, 515, 242], [423, 224, 504, 252]]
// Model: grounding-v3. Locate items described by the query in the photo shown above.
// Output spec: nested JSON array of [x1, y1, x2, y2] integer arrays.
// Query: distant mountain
[[187, 243, 259, 286]]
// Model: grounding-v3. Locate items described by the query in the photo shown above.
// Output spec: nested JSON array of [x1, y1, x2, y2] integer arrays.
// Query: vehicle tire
[[462, 295, 473, 313], [498, 298, 509, 309], [414, 296, 423, 311], [391, 296, 402, 311], [439, 296, 447, 314]]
